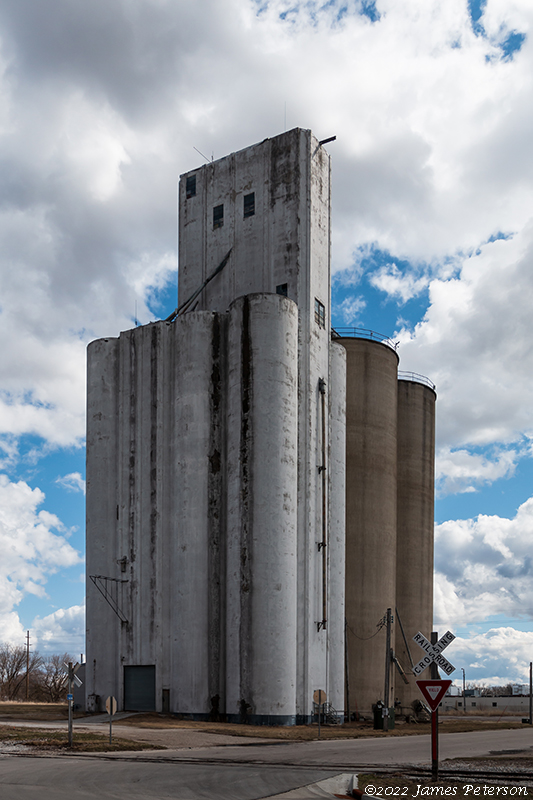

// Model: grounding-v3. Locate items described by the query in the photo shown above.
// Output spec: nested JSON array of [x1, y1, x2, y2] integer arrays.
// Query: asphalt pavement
[[1, 721, 533, 799]]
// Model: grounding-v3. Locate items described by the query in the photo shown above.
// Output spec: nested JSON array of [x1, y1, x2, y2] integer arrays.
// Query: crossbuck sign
[[412, 630, 456, 677]]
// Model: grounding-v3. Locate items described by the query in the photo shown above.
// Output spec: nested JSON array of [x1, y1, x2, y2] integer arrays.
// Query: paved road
[[91, 725, 533, 768], [0, 757, 341, 800], [1, 725, 532, 799]]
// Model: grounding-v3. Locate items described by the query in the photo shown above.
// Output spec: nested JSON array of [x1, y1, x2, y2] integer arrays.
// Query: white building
[[85, 129, 346, 723]]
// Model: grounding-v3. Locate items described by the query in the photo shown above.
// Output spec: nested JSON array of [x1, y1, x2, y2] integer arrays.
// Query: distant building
[[85, 129, 435, 722]]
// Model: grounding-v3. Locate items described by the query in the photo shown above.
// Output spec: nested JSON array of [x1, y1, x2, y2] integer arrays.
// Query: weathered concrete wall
[[226, 293, 299, 724], [179, 128, 312, 314], [342, 338, 399, 717], [179, 128, 340, 723], [86, 336, 120, 709], [395, 379, 436, 711], [87, 316, 225, 715], [327, 341, 347, 718]]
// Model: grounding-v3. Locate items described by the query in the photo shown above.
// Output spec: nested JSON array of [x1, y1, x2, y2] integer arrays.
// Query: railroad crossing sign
[[412, 630, 456, 677], [416, 679, 452, 711]]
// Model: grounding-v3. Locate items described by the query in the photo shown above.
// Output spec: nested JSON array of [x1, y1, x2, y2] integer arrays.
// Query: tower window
[[186, 175, 196, 198], [244, 192, 255, 218], [213, 204, 224, 229], [276, 283, 288, 297], [314, 298, 325, 328]]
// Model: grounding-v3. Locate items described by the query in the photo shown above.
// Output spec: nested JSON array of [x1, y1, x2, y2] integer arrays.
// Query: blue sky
[[0, 0, 532, 687]]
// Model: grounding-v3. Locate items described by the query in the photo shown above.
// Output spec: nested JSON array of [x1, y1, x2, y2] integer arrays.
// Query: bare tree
[[0, 643, 42, 700], [39, 654, 73, 702]]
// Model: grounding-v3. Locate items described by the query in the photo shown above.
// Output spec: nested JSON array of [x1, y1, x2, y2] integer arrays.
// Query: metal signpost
[[106, 696, 117, 744], [64, 661, 83, 748], [412, 631, 456, 781], [313, 689, 326, 740]]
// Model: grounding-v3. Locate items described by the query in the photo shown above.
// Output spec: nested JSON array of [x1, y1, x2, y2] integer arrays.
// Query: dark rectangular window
[[314, 298, 325, 328], [244, 192, 255, 218], [276, 283, 288, 297], [213, 204, 224, 229], [492, 702, 497, 707], [186, 175, 196, 198]]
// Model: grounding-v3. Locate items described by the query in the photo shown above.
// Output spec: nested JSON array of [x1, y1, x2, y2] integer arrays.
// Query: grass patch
[[0, 702, 74, 721], [114, 714, 523, 740], [0, 725, 165, 753]]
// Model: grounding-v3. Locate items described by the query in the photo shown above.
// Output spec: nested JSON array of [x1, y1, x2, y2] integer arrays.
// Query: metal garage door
[[124, 665, 156, 711]]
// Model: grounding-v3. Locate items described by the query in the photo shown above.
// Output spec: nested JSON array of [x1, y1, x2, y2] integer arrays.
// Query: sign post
[[64, 661, 83, 748], [412, 631, 456, 781], [313, 689, 326, 740], [106, 696, 117, 744]]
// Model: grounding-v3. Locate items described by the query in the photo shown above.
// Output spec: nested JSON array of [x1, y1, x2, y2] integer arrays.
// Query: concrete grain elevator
[[86, 128, 436, 723]]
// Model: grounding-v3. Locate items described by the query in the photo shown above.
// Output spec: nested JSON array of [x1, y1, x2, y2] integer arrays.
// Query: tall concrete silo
[[225, 293, 299, 724], [395, 375, 436, 712], [341, 334, 399, 717], [327, 340, 347, 717]]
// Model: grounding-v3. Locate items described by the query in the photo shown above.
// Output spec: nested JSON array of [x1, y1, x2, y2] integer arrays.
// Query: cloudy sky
[[0, 0, 532, 687]]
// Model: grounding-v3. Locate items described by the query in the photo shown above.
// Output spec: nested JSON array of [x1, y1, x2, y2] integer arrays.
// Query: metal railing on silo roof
[[331, 327, 399, 352], [398, 370, 436, 392]]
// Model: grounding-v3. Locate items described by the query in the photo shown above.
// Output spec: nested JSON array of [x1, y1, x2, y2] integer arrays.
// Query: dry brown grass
[[0, 702, 72, 720], [0, 724, 164, 753], [114, 713, 523, 740]]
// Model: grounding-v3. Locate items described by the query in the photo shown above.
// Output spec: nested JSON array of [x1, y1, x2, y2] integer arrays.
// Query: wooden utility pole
[[25, 631, 30, 700], [529, 661, 533, 725], [383, 608, 392, 732]]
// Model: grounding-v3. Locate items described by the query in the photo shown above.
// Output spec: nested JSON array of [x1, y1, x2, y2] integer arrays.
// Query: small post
[[462, 668, 466, 714], [529, 661, 533, 725], [106, 696, 117, 744], [313, 690, 326, 740]]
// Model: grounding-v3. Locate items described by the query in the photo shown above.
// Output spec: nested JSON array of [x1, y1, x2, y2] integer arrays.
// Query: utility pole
[[383, 608, 392, 732], [529, 661, 533, 725], [25, 631, 30, 701]]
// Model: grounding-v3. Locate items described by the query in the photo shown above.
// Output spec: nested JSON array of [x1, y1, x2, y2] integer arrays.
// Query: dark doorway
[[124, 665, 156, 711]]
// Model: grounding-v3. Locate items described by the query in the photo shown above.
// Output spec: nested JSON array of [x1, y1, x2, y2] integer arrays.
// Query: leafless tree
[[39, 654, 73, 701], [0, 643, 42, 700]]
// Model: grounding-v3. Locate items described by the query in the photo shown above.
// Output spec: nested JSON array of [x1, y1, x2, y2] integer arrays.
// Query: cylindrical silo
[[86, 335, 120, 711], [327, 340, 347, 719], [225, 293, 299, 724], [395, 376, 436, 712], [169, 311, 225, 716], [340, 336, 399, 717]]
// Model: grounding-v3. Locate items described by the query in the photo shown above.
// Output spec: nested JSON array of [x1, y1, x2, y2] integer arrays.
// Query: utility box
[[373, 702, 395, 730]]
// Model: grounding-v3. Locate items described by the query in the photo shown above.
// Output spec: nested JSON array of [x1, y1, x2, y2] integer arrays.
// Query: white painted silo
[[327, 340, 347, 719], [225, 293, 299, 724], [169, 311, 226, 716]]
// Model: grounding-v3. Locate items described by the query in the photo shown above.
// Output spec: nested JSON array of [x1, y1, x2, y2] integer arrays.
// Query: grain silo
[[395, 375, 436, 712], [340, 333, 399, 717], [86, 128, 346, 723]]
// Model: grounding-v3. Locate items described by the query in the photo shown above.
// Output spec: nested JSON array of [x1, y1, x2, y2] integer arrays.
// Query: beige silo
[[341, 336, 399, 717], [395, 377, 436, 712]]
